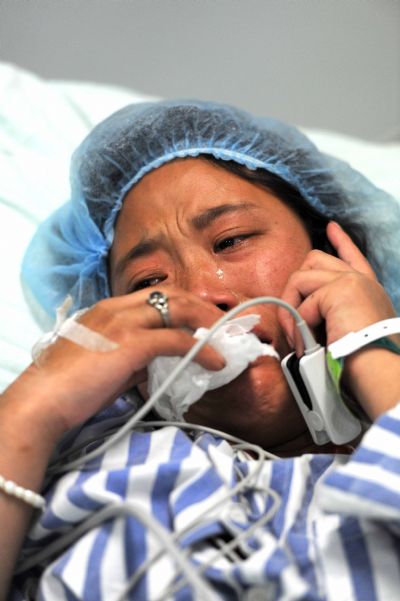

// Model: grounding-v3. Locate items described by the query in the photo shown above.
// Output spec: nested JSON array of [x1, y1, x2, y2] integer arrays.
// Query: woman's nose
[[181, 266, 239, 312]]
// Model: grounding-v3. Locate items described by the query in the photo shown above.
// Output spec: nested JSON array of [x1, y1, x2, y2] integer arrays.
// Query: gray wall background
[[0, 0, 399, 141]]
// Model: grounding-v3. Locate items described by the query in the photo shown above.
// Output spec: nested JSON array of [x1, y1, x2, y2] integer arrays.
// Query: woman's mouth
[[249, 324, 280, 361]]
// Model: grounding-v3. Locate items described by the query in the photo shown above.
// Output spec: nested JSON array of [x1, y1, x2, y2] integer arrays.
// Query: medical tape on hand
[[31, 296, 118, 362], [57, 317, 119, 351]]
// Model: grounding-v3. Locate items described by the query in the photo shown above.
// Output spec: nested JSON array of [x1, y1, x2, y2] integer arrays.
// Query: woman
[[2, 100, 400, 599]]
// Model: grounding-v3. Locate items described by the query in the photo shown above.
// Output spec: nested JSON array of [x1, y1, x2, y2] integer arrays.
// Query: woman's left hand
[[279, 221, 400, 420]]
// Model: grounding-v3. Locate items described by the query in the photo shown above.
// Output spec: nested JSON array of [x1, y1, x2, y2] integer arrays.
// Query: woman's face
[[110, 158, 313, 450]]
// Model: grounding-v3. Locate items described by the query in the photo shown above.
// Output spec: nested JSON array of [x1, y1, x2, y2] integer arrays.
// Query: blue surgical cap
[[21, 100, 400, 321]]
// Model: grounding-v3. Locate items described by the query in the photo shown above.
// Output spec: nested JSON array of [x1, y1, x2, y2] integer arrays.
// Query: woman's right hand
[[1, 288, 231, 601], [2, 288, 226, 439]]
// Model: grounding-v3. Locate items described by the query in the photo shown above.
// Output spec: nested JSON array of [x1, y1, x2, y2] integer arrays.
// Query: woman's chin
[[184, 356, 306, 449]]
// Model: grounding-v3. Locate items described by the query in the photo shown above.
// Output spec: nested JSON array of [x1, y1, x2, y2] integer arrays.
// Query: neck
[[266, 428, 354, 458]]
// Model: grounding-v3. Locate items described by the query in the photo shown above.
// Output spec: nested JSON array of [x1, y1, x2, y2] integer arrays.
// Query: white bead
[[23, 490, 34, 504], [14, 486, 24, 499], [0, 474, 45, 509], [4, 480, 16, 494]]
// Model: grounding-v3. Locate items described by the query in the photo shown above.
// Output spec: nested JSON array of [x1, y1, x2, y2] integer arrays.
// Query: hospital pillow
[[1, 61, 399, 392]]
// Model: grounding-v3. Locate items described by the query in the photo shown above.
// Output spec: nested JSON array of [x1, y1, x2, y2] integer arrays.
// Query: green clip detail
[[326, 351, 344, 395]]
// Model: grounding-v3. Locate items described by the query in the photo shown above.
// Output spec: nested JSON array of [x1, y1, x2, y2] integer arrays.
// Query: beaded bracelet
[[0, 475, 45, 510]]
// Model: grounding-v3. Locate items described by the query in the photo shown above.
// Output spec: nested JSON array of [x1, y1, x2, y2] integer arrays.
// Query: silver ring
[[146, 291, 171, 327]]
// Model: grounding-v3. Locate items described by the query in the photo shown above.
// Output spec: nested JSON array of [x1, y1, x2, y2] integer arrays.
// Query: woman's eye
[[214, 234, 252, 253], [131, 275, 166, 292]]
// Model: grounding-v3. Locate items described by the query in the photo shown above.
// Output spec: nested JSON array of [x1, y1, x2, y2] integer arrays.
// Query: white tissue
[[148, 314, 279, 421]]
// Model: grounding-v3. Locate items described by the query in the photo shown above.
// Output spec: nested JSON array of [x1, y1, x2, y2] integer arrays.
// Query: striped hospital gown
[[10, 396, 400, 601]]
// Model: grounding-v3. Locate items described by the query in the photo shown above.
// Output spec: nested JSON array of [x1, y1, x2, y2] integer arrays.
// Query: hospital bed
[[2, 61, 400, 600], [1, 61, 399, 394]]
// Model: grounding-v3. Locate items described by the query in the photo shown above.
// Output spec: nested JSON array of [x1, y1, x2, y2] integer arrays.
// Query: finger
[[86, 291, 225, 335], [134, 328, 226, 372], [327, 221, 376, 278], [118, 286, 225, 326], [280, 283, 329, 353], [163, 295, 225, 331], [300, 248, 358, 273], [278, 267, 353, 349], [279, 268, 342, 328], [285, 269, 348, 299], [131, 367, 148, 385], [293, 325, 305, 357], [140, 298, 224, 333]]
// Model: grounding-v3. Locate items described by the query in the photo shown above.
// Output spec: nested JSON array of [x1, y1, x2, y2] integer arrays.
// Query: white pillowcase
[[1, 61, 399, 391], [0, 63, 156, 390]]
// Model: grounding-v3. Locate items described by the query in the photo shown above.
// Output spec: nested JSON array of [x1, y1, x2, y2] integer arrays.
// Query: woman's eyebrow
[[191, 202, 258, 231], [114, 203, 258, 277], [114, 236, 164, 277]]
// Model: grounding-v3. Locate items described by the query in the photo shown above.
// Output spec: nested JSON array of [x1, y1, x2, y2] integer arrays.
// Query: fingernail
[[217, 357, 226, 369]]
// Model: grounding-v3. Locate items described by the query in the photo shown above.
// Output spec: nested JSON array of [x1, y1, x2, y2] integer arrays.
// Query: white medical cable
[[135, 420, 279, 461], [215, 536, 243, 563], [210, 539, 246, 598], [154, 489, 281, 601], [18, 430, 280, 601], [30, 298, 301, 597], [113, 423, 280, 601], [47, 419, 277, 482], [53, 296, 316, 473], [48, 418, 278, 475], [18, 421, 281, 600], [47, 413, 137, 470], [19, 421, 279, 573], [15, 502, 221, 601], [127, 488, 281, 601], [118, 485, 280, 601]]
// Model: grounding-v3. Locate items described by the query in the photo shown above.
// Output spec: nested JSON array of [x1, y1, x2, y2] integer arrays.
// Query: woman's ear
[[311, 224, 338, 257]]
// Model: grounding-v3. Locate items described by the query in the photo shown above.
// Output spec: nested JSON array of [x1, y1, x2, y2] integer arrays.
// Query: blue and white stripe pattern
[[11, 398, 400, 600]]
